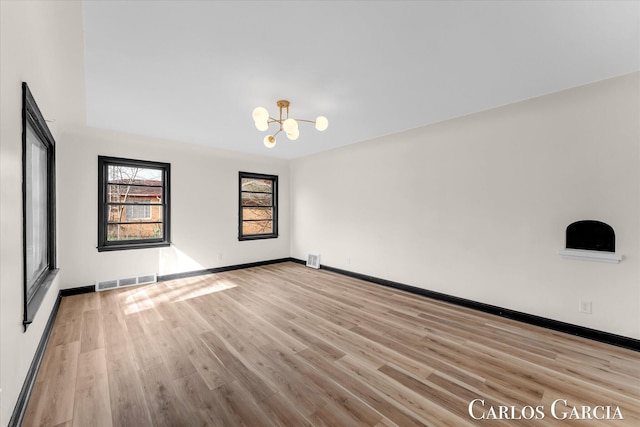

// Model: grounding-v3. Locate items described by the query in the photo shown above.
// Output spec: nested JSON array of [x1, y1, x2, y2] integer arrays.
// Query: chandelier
[[252, 100, 328, 148]]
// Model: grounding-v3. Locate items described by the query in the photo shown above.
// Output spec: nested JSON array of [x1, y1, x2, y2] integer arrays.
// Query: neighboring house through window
[[22, 82, 58, 329], [239, 172, 278, 240], [98, 156, 170, 251], [126, 203, 152, 220]]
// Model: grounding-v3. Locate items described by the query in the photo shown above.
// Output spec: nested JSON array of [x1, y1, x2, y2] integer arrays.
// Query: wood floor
[[23, 262, 639, 426]]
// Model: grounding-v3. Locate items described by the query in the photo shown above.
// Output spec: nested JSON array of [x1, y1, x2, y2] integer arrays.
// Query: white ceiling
[[82, 1, 639, 159]]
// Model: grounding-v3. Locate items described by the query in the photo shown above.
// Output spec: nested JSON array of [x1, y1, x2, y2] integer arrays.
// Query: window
[[239, 172, 278, 240], [22, 82, 58, 330], [126, 204, 152, 220], [98, 156, 170, 251]]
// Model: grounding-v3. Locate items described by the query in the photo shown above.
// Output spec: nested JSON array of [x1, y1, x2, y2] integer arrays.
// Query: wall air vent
[[306, 253, 320, 269], [96, 273, 157, 291], [119, 277, 137, 287], [97, 280, 118, 291], [137, 274, 156, 285]]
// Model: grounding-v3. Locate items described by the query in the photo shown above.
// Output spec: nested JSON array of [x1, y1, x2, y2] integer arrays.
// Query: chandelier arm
[[293, 118, 316, 124], [268, 118, 286, 131]]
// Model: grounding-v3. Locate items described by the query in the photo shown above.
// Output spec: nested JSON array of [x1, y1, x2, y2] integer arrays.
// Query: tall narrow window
[[239, 172, 278, 240], [22, 82, 57, 329], [98, 156, 171, 251]]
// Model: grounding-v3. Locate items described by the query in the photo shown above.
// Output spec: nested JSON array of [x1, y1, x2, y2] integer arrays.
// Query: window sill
[[239, 234, 278, 241], [558, 249, 622, 264], [24, 268, 59, 331], [98, 241, 171, 252]]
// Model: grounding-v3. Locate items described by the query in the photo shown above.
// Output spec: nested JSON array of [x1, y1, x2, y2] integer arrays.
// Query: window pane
[[25, 122, 48, 295], [108, 184, 163, 202], [242, 192, 272, 206], [242, 221, 273, 235], [109, 205, 162, 223], [242, 207, 273, 221], [107, 166, 162, 184], [107, 223, 163, 241], [126, 204, 152, 220], [241, 178, 272, 193]]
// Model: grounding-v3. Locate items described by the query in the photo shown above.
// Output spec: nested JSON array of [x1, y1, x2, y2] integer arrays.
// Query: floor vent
[[306, 253, 320, 269], [96, 273, 157, 291]]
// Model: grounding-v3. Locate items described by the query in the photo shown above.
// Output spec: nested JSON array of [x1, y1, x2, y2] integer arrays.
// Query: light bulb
[[283, 118, 298, 133], [255, 120, 269, 131], [315, 116, 328, 131], [263, 135, 276, 148], [286, 128, 300, 140], [252, 107, 269, 122]]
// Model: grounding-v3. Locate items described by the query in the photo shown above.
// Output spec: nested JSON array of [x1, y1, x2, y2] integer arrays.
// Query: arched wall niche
[[559, 220, 621, 263]]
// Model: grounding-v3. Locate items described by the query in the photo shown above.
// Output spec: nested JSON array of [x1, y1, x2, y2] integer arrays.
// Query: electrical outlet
[[579, 299, 592, 314], [217, 253, 222, 261]]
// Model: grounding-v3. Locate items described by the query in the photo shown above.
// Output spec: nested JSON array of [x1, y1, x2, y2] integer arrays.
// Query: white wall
[[0, 1, 85, 425], [57, 127, 290, 289], [291, 73, 640, 339]]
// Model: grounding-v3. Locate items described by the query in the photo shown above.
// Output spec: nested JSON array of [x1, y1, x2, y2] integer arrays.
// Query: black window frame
[[98, 156, 171, 251], [22, 82, 58, 331], [239, 172, 278, 241]]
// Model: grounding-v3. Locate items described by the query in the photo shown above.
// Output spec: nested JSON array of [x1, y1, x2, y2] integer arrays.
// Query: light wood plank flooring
[[24, 262, 639, 426]]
